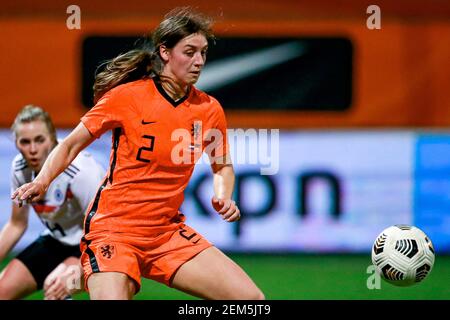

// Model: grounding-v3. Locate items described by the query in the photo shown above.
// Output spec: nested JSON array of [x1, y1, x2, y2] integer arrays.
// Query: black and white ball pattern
[[371, 225, 435, 286]]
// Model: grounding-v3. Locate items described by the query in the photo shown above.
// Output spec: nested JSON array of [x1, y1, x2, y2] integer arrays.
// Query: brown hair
[[93, 7, 214, 104], [11, 104, 57, 145]]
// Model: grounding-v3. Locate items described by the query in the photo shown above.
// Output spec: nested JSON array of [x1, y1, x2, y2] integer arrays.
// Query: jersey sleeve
[[10, 157, 24, 196], [10, 163, 19, 196], [69, 158, 105, 216], [9, 157, 29, 208], [81, 86, 137, 138], [205, 99, 229, 160]]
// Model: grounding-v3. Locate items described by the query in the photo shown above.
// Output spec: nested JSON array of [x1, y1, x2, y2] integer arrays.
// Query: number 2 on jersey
[[136, 135, 155, 163]]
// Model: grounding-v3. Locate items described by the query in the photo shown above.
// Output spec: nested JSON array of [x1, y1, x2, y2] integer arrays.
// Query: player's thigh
[[171, 246, 264, 300], [15, 235, 81, 290], [81, 237, 142, 296], [88, 272, 136, 300], [0, 259, 37, 299]]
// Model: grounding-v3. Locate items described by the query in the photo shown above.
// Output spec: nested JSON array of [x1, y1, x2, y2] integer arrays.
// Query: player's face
[[15, 120, 54, 172], [161, 33, 208, 87]]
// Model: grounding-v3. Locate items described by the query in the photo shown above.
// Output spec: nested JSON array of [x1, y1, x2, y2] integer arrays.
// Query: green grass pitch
[[1, 254, 448, 300]]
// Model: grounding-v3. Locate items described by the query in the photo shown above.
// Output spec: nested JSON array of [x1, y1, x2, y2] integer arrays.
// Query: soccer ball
[[371, 225, 435, 287]]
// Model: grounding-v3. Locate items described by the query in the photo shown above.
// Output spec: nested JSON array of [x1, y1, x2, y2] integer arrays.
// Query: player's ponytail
[[93, 7, 215, 104], [93, 49, 156, 104]]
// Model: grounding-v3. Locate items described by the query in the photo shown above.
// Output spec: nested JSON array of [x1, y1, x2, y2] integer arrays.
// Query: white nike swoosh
[[196, 41, 307, 92]]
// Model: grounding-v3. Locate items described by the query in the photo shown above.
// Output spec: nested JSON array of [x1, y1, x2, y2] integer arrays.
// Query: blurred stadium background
[[0, 0, 449, 299]]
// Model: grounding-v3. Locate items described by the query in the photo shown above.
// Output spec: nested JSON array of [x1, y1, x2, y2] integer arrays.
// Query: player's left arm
[[207, 100, 240, 221], [210, 155, 240, 222]]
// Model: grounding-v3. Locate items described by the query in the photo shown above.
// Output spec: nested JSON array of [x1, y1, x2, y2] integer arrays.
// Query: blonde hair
[[11, 105, 57, 145]]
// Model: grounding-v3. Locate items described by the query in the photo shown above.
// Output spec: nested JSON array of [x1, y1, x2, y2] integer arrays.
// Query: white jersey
[[10, 150, 105, 246]]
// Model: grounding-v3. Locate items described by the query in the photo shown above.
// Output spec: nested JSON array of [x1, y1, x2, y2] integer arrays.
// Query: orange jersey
[[81, 78, 228, 237]]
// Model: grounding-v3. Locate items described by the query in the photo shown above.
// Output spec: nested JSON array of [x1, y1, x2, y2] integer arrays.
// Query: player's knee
[[238, 287, 265, 300], [249, 288, 265, 300], [255, 289, 265, 300], [0, 282, 14, 300], [90, 290, 131, 300]]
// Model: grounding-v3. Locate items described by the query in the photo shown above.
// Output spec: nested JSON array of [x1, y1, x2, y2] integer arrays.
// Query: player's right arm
[[0, 203, 29, 262], [11, 123, 95, 206]]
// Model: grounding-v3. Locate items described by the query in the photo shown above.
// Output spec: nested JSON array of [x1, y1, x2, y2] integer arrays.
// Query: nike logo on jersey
[[141, 120, 157, 125], [196, 41, 307, 92]]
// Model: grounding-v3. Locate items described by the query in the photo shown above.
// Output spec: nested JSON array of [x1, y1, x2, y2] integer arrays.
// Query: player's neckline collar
[[153, 77, 190, 107]]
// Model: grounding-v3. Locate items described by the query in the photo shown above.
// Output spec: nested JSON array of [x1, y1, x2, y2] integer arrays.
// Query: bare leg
[[171, 246, 264, 300], [87, 272, 136, 300], [0, 259, 37, 299]]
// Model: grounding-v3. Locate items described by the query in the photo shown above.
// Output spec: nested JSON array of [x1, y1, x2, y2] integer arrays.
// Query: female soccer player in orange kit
[[13, 7, 265, 300]]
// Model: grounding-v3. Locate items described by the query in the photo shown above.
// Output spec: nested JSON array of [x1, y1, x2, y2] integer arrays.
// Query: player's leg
[[0, 234, 72, 300], [171, 246, 265, 300], [0, 259, 37, 299], [2, 235, 84, 300], [87, 272, 136, 300], [80, 237, 141, 300], [43, 256, 84, 300]]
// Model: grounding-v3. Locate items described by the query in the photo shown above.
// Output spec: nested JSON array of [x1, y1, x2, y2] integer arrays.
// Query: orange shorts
[[80, 224, 212, 293]]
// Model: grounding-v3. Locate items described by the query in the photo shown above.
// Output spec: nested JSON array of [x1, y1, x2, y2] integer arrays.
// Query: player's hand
[[211, 196, 240, 222], [44, 264, 81, 300], [11, 181, 46, 207], [44, 273, 69, 300]]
